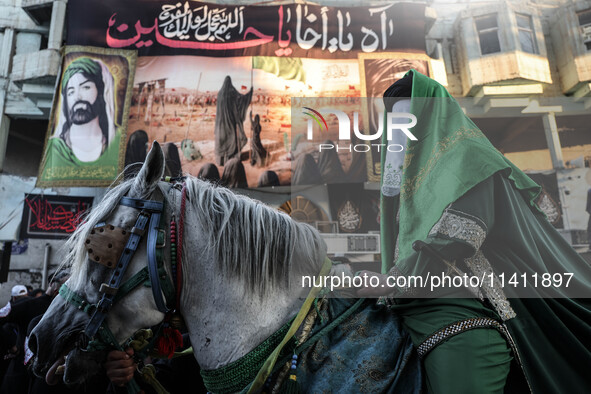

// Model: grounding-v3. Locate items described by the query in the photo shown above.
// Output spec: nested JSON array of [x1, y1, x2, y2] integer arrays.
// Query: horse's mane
[[65, 175, 325, 295], [184, 177, 325, 295]]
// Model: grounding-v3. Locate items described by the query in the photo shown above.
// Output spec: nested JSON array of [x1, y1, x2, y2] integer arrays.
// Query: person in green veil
[[358, 70, 591, 393]]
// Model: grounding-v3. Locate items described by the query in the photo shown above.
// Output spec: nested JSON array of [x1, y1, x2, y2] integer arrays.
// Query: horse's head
[[30, 142, 171, 386]]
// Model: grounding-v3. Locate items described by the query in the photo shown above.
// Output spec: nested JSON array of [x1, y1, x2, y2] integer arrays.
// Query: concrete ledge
[[479, 84, 544, 96], [21, 0, 54, 25], [464, 52, 552, 95], [472, 84, 544, 105], [10, 49, 61, 85], [573, 83, 591, 99]]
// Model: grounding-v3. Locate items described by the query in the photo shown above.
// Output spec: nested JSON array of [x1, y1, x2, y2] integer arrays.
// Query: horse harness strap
[[115, 197, 174, 316], [118, 197, 174, 312], [85, 196, 166, 338], [60, 192, 176, 348], [56, 184, 187, 394]]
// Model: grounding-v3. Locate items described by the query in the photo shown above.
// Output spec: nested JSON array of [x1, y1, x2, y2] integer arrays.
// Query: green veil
[[380, 69, 541, 273]]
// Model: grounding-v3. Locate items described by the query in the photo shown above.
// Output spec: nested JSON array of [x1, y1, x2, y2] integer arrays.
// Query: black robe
[[197, 163, 220, 183], [257, 170, 280, 187], [347, 133, 368, 183], [292, 153, 322, 185], [250, 113, 267, 167], [214, 76, 253, 166], [221, 158, 248, 188], [317, 140, 345, 183]]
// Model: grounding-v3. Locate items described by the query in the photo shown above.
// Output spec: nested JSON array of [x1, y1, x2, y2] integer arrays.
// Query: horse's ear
[[130, 141, 165, 197]]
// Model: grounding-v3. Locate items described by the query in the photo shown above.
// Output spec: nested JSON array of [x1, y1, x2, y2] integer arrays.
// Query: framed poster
[[37, 46, 137, 187]]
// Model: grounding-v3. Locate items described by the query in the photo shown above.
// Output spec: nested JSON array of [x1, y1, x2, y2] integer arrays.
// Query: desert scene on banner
[[126, 55, 363, 187]]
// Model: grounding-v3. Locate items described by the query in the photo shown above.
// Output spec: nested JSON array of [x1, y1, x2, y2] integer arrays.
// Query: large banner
[[68, 1, 426, 58], [38, 0, 429, 188], [37, 46, 136, 187]]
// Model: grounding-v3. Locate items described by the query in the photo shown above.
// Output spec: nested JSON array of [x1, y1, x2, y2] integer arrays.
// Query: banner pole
[[136, 87, 142, 121]]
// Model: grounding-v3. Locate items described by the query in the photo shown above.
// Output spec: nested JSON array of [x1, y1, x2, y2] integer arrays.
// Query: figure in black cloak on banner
[[198, 163, 221, 183], [221, 158, 248, 188], [214, 76, 253, 165], [257, 170, 280, 187], [250, 110, 268, 167], [292, 153, 323, 185], [318, 139, 346, 183], [124, 129, 148, 178]]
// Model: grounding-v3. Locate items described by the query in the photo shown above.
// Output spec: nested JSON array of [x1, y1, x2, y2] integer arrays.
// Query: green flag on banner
[[252, 57, 306, 84]]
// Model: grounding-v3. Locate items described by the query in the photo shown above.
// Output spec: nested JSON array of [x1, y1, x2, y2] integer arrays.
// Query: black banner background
[[67, 0, 426, 58]]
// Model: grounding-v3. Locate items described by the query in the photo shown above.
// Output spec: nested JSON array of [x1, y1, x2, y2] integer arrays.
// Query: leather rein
[[59, 181, 185, 356]]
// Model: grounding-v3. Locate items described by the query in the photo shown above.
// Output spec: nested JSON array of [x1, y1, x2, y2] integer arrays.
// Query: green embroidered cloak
[[380, 70, 591, 392]]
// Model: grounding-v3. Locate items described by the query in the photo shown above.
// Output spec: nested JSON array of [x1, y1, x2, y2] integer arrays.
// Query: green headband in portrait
[[61, 57, 102, 91]]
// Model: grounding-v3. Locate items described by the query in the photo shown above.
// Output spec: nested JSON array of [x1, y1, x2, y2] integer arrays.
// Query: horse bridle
[[59, 186, 179, 352]]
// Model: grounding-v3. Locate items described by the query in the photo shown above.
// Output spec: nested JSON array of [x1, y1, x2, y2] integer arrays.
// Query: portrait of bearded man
[[39, 54, 130, 186], [57, 57, 117, 162]]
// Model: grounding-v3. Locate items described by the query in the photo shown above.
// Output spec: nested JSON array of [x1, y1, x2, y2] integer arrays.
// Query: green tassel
[[282, 373, 301, 394]]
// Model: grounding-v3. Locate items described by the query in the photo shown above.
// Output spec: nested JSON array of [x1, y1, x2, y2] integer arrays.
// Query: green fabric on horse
[[201, 297, 421, 394], [200, 321, 292, 393]]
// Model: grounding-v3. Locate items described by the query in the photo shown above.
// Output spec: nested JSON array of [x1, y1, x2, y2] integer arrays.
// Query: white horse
[[30, 142, 422, 392]]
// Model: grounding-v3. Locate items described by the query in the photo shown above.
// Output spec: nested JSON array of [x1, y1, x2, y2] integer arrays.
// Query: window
[[475, 14, 501, 55], [578, 9, 591, 51], [516, 13, 538, 54]]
